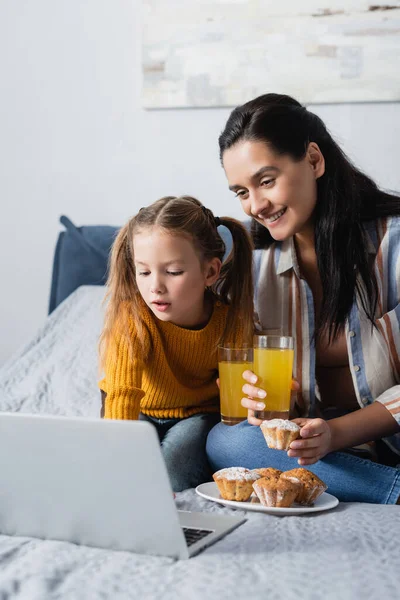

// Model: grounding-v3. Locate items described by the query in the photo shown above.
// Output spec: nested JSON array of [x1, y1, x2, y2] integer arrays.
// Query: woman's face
[[222, 139, 324, 242]]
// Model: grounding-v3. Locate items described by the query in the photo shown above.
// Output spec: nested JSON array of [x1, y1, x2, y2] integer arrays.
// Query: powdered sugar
[[261, 419, 300, 432], [213, 467, 260, 481]]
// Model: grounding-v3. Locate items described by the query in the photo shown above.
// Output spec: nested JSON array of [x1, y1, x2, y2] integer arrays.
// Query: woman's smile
[[223, 140, 320, 242]]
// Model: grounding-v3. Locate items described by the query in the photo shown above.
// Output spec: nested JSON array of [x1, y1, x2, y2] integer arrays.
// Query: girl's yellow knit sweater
[[99, 301, 229, 420]]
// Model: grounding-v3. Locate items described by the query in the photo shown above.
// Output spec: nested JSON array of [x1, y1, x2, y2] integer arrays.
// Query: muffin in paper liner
[[212, 467, 260, 501], [252, 477, 301, 508], [260, 419, 301, 450], [252, 467, 282, 482], [280, 468, 327, 505]]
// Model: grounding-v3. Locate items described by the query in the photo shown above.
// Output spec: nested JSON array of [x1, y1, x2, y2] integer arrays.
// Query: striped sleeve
[[376, 304, 400, 424], [375, 217, 400, 424], [376, 386, 400, 424]]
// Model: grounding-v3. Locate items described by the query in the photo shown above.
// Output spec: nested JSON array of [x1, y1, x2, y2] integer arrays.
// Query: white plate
[[196, 482, 339, 515]]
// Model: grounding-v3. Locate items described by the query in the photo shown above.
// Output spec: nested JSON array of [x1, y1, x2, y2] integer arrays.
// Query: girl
[[99, 195, 254, 492], [207, 93, 400, 503]]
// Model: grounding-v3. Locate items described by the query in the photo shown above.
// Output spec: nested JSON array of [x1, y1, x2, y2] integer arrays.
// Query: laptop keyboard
[[182, 527, 214, 547]]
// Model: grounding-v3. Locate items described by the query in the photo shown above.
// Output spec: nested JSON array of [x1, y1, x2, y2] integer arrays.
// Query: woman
[[206, 93, 400, 503]]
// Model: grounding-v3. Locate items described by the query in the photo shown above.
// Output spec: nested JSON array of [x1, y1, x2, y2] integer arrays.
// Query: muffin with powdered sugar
[[213, 467, 260, 501], [260, 419, 301, 450]]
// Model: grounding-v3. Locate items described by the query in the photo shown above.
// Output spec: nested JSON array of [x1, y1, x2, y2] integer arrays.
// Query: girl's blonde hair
[[99, 195, 254, 370]]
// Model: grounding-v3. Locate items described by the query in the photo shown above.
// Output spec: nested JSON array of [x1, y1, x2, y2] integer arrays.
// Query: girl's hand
[[241, 371, 300, 426], [287, 418, 332, 465]]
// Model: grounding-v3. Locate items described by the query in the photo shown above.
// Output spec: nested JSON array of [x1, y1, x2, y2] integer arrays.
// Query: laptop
[[0, 412, 245, 559]]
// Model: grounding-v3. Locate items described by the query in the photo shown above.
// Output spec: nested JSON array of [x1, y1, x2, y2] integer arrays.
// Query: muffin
[[213, 467, 260, 501], [252, 477, 301, 508], [280, 468, 327, 505], [260, 419, 301, 450], [252, 467, 282, 482]]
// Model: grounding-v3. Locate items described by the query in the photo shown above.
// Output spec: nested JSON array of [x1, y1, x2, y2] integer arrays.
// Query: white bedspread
[[0, 287, 399, 600], [0, 491, 398, 600], [0, 287, 104, 418]]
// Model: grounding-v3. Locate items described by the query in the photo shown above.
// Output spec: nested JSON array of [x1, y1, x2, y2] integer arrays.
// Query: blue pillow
[[48, 216, 119, 313], [48, 216, 246, 314]]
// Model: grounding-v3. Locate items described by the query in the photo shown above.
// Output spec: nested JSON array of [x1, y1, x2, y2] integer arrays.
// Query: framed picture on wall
[[142, 0, 400, 108]]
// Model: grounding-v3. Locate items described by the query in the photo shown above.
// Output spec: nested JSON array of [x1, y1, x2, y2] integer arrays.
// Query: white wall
[[0, 0, 399, 366]]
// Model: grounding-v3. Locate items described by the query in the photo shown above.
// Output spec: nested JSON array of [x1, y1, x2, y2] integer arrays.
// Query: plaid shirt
[[254, 216, 400, 456]]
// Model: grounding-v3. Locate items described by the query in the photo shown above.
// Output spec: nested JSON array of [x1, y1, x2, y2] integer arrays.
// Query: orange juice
[[253, 347, 294, 418], [218, 360, 252, 425]]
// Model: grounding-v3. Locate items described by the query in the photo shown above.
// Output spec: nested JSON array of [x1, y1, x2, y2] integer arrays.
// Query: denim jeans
[[206, 420, 400, 504], [140, 412, 220, 492]]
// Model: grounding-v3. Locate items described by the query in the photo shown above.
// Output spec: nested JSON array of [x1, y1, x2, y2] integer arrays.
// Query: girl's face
[[133, 227, 220, 328], [222, 139, 324, 242]]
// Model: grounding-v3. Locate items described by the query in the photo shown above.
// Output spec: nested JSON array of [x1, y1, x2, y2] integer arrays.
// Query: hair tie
[[201, 205, 220, 227]]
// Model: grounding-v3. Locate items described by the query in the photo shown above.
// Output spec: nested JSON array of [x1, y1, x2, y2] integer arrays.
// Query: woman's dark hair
[[219, 93, 400, 341]]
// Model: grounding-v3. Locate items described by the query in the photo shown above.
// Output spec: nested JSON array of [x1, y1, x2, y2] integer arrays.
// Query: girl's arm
[[101, 329, 145, 420]]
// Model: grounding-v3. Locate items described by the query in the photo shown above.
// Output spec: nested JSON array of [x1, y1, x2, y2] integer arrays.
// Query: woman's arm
[[241, 371, 400, 464], [288, 402, 400, 465], [329, 401, 400, 451]]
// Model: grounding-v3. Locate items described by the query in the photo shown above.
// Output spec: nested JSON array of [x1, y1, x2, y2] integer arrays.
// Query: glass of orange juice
[[218, 345, 253, 425], [253, 334, 294, 420]]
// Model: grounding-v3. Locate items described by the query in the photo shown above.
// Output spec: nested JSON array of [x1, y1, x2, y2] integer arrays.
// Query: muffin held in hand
[[252, 467, 282, 482], [280, 468, 327, 505], [252, 477, 301, 508], [213, 467, 260, 501], [260, 419, 301, 450]]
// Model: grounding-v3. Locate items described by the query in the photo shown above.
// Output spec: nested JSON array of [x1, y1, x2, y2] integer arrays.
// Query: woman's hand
[[287, 418, 332, 465], [241, 371, 300, 426]]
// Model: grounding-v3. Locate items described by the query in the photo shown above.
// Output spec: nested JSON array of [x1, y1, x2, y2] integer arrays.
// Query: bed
[[0, 217, 399, 600]]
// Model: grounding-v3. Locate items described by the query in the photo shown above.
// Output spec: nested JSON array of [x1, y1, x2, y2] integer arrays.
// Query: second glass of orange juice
[[253, 335, 294, 420], [218, 345, 253, 425]]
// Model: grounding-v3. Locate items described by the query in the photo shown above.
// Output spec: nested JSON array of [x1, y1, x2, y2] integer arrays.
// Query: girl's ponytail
[[99, 221, 144, 371], [213, 218, 254, 346], [107, 222, 136, 303]]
